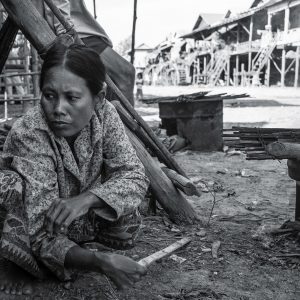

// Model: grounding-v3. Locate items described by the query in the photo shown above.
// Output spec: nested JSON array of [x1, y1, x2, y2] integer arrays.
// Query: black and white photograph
[[0, 0, 299, 299]]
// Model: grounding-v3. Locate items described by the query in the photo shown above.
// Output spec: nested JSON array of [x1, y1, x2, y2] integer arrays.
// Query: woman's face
[[41, 66, 97, 137]]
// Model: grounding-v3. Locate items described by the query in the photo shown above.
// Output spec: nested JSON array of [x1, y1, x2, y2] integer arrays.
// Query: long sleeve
[[3, 117, 76, 280], [89, 102, 149, 221]]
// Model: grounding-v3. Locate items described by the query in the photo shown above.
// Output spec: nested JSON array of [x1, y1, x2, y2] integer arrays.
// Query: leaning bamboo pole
[[0, 0, 199, 224]]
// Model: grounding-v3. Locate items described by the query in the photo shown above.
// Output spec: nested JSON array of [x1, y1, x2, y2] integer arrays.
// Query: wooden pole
[[125, 128, 199, 225], [295, 46, 299, 88], [248, 16, 253, 72], [130, 0, 137, 64], [0, 18, 18, 74], [226, 56, 230, 86], [31, 46, 40, 106], [265, 56, 271, 87], [93, 0, 97, 19], [281, 48, 286, 87], [0, 0, 56, 53]]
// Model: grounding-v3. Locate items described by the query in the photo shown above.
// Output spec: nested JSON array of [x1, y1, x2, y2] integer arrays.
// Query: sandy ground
[[0, 86, 300, 299]]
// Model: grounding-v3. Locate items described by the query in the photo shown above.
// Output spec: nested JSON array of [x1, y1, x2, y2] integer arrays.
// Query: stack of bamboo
[[223, 127, 300, 160], [141, 92, 249, 104]]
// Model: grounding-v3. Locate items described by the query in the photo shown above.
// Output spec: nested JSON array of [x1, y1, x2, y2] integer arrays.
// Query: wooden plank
[[125, 128, 199, 225], [138, 237, 192, 267]]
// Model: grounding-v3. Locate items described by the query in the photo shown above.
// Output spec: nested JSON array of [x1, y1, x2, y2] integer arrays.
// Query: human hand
[[95, 253, 147, 290], [44, 194, 92, 235], [287, 159, 300, 181]]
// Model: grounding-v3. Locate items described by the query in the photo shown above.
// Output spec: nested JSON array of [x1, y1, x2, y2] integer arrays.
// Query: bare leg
[[0, 259, 33, 296], [65, 245, 146, 290], [100, 47, 136, 106]]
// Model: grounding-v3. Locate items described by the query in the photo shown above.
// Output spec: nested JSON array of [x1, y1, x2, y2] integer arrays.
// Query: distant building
[[128, 43, 153, 72], [181, 0, 300, 87]]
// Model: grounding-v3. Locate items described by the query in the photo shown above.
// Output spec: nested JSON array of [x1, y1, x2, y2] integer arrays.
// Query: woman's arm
[[89, 101, 149, 221]]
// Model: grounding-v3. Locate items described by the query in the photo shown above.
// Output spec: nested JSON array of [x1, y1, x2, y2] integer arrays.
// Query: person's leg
[[0, 170, 39, 296], [92, 208, 142, 250]]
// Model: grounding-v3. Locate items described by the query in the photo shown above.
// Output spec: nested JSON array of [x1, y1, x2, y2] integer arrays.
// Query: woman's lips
[[51, 120, 70, 127]]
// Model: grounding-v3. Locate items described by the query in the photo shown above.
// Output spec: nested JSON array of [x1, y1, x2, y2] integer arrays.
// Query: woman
[[0, 42, 148, 295]]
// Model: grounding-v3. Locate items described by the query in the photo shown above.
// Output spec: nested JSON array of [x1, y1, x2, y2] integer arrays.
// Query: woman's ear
[[98, 82, 107, 100], [94, 83, 107, 106]]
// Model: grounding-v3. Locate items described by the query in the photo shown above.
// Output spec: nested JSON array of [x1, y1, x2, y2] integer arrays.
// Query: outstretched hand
[[95, 253, 147, 290]]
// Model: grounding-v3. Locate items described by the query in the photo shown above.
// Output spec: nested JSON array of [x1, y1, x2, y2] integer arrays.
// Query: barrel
[[159, 98, 223, 151]]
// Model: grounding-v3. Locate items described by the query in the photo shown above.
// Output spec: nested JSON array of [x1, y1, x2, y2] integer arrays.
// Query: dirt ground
[[1, 87, 300, 299]]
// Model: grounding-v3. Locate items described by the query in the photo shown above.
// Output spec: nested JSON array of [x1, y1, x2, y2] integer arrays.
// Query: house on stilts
[[181, 0, 300, 87]]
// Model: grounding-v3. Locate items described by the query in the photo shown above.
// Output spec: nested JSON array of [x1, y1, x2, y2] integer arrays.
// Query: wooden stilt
[[248, 16, 253, 72], [281, 48, 286, 87], [295, 46, 299, 88], [226, 57, 230, 86], [235, 55, 239, 86], [265, 57, 271, 87]]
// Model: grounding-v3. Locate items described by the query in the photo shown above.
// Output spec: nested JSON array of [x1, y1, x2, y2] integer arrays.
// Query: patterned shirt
[[3, 100, 149, 279]]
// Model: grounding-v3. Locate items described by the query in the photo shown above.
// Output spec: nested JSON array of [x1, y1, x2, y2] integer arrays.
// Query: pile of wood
[[141, 92, 249, 104], [223, 127, 300, 160]]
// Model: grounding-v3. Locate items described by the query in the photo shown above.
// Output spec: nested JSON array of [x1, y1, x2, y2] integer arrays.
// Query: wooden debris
[[138, 237, 192, 267], [223, 127, 300, 160], [140, 92, 249, 104], [161, 166, 201, 196], [211, 241, 221, 259]]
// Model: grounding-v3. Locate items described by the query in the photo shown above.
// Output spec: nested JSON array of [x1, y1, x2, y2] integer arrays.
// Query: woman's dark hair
[[40, 42, 106, 95]]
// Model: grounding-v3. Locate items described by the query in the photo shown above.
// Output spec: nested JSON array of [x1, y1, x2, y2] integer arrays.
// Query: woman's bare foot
[[0, 259, 33, 296], [93, 252, 147, 290]]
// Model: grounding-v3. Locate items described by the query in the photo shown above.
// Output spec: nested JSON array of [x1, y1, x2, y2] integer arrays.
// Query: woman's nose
[[53, 98, 67, 116]]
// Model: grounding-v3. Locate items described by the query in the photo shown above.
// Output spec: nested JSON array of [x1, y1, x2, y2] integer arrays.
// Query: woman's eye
[[68, 95, 80, 102], [44, 93, 55, 100]]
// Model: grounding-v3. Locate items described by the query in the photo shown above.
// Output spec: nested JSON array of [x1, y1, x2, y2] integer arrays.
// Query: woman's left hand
[[44, 192, 97, 235]]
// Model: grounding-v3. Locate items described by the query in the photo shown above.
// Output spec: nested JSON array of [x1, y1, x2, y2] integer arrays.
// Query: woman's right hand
[[95, 252, 147, 290]]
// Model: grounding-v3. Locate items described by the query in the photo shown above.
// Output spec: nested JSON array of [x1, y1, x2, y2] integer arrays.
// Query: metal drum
[[159, 98, 223, 151]]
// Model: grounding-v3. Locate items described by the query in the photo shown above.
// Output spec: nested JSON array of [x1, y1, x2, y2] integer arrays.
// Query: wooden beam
[[226, 56, 230, 86], [281, 48, 286, 87], [238, 21, 250, 35], [284, 7, 290, 33], [0, 0, 56, 54], [265, 57, 271, 87], [285, 58, 295, 75], [295, 46, 300, 88], [0, 18, 18, 75], [248, 16, 253, 72]]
